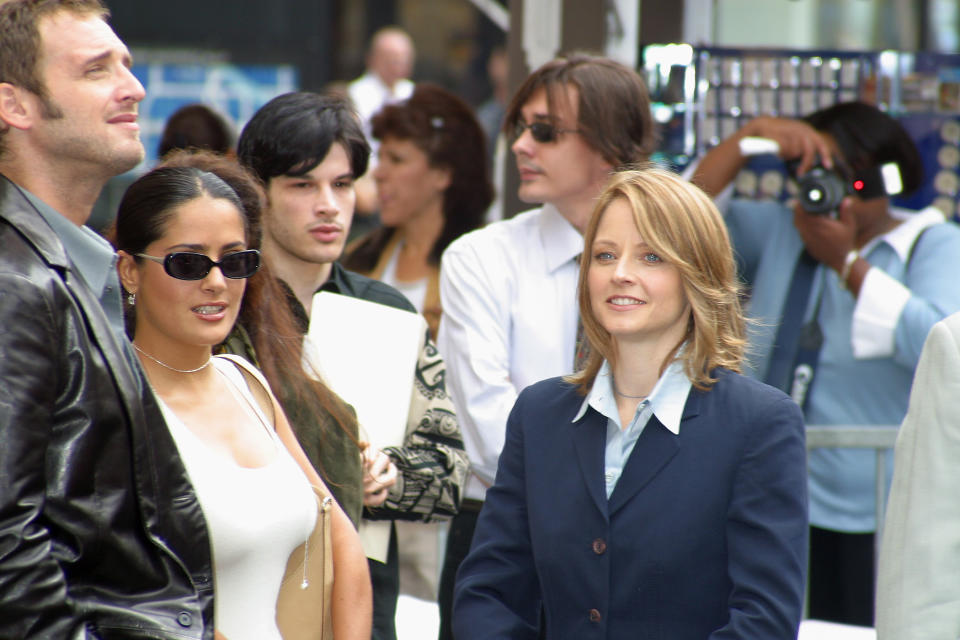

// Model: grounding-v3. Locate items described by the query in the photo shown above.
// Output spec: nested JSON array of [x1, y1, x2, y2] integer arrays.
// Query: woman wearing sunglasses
[[156, 149, 369, 536], [113, 164, 371, 640]]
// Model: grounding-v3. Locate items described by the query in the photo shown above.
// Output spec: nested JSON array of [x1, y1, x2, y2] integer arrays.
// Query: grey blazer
[[877, 311, 960, 639]]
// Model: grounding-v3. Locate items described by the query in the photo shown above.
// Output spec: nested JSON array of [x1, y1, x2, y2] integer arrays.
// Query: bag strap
[[217, 354, 335, 638], [215, 353, 277, 428]]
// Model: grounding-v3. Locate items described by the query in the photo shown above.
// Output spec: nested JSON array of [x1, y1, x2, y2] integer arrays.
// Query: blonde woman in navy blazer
[[453, 167, 808, 639]]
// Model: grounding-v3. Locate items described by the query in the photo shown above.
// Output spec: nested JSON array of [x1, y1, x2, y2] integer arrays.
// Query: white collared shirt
[[574, 360, 692, 498], [438, 204, 583, 500]]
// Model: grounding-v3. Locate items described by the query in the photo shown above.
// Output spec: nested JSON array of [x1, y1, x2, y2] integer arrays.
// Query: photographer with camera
[[693, 101, 960, 627]]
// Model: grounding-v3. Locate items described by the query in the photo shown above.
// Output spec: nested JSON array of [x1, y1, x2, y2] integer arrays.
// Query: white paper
[[798, 620, 876, 640], [304, 291, 426, 561]]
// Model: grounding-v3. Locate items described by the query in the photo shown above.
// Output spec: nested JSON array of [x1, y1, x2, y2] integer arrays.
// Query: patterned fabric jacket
[[293, 262, 468, 522]]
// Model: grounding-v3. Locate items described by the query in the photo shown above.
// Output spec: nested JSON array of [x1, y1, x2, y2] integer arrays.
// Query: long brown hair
[[504, 53, 657, 170], [568, 166, 746, 394], [136, 150, 360, 453]]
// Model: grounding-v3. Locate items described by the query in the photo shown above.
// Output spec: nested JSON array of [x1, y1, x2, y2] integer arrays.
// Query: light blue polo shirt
[[727, 197, 960, 531]]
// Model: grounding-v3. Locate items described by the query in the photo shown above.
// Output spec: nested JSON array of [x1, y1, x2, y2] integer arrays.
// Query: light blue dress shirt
[[574, 359, 691, 498], [726, 198, 960, 531]]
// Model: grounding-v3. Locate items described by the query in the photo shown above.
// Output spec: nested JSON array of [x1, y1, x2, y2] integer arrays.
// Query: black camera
[[738, 138, 905, 215], [795, 165, 849, 214], [790, 159, 898, 215]]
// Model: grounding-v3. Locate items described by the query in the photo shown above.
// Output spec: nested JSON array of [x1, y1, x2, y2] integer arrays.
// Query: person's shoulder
[[940, 310, 960, 333], [710, 366, 777, 393], [348, 72, 374, 90], [0, 219, 68, 334], [1, 178, 66, 269], [894, 212, 960, 268], [695, 371, 804, 448], [927, 311, 960, 344], [0, 216, 60, 283], [332, 264, 417, 313], [705, 368, 798, 413], [915, 211, 960, 243], [517, 376, 581, 407], [445, 207, 544, 257], [395, 78, 414, 97]]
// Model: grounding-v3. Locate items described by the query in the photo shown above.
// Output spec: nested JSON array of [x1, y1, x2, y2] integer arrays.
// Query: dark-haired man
[[237, 91, 467, 640], [693, 102, 960, 626], [437, 53, 656, 639], [0, 1, 213, 637]]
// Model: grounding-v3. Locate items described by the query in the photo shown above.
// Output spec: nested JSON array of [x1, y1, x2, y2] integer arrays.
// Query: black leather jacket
[[0, 176, 215, 639]]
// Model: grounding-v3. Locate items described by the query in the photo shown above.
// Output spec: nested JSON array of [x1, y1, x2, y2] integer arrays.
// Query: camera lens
[[796, 166, 848, 214]]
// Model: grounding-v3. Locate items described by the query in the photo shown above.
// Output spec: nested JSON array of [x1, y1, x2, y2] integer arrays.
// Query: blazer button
[[176, 612, 193, 627], [592, 538, 607, 554], [589, 608, 602, 622]]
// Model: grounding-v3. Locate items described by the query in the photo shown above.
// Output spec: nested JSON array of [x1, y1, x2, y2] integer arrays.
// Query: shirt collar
[[366, 72, 405, 98], [573, 358, 692, 434], [865, 205, 943, 261], [18, 185, 115, 293], [319, 261, 348, 295], [538, 203, 584, 273]]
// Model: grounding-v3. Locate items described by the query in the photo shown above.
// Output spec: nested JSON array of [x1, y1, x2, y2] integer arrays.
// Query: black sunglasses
[[135, 250, 261, 280], [513, 120, 580, 144]]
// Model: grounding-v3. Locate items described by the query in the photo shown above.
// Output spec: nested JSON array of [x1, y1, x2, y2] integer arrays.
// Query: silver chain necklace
[[613, 385, 648, 400], [133, 343, 212, 374]]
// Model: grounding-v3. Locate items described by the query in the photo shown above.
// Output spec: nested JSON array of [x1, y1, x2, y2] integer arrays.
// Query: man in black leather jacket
[[0, 2, 214, 638]]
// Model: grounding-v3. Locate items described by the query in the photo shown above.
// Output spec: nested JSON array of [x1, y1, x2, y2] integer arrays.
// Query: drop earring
[[128, 292, 136, 306]]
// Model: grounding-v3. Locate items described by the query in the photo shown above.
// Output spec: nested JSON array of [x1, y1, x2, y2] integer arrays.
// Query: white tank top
[[158, 356, 317, 640]]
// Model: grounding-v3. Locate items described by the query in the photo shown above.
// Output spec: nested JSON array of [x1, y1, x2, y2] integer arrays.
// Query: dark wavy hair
[[345, 83, 492, 270], [804, 101, 925, 197], [157, 103, 233, 159]]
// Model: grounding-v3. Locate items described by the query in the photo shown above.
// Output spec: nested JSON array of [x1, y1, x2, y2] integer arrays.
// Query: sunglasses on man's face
[[135, 250, 261, 280], [512, 120, 580, 144]]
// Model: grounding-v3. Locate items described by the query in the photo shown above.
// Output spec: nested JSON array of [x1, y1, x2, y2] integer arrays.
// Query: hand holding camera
[[738, 117, 904, 216]]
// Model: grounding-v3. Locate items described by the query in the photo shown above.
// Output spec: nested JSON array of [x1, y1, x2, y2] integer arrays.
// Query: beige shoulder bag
[[276, 484, 334, 640]]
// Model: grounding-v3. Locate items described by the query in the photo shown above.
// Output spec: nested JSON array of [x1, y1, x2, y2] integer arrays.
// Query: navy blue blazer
[[453, 369, 807, 639]]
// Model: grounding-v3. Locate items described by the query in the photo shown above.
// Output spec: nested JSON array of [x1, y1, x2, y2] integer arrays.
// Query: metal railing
[[805, 425, 900, 556], [803, 425, 898, 624]]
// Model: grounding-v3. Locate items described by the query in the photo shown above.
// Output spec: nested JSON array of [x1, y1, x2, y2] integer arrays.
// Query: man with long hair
[[436, 53, 657, 639]]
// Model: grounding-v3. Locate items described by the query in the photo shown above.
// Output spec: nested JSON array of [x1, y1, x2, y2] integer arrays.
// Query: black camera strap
[[764, 250, 818, 398], [790, 290, 825, 413], [767, 223, 932, 413]]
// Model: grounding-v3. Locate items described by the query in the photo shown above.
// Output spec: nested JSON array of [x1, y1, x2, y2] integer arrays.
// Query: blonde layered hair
[[569, 166, 746, 394]]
